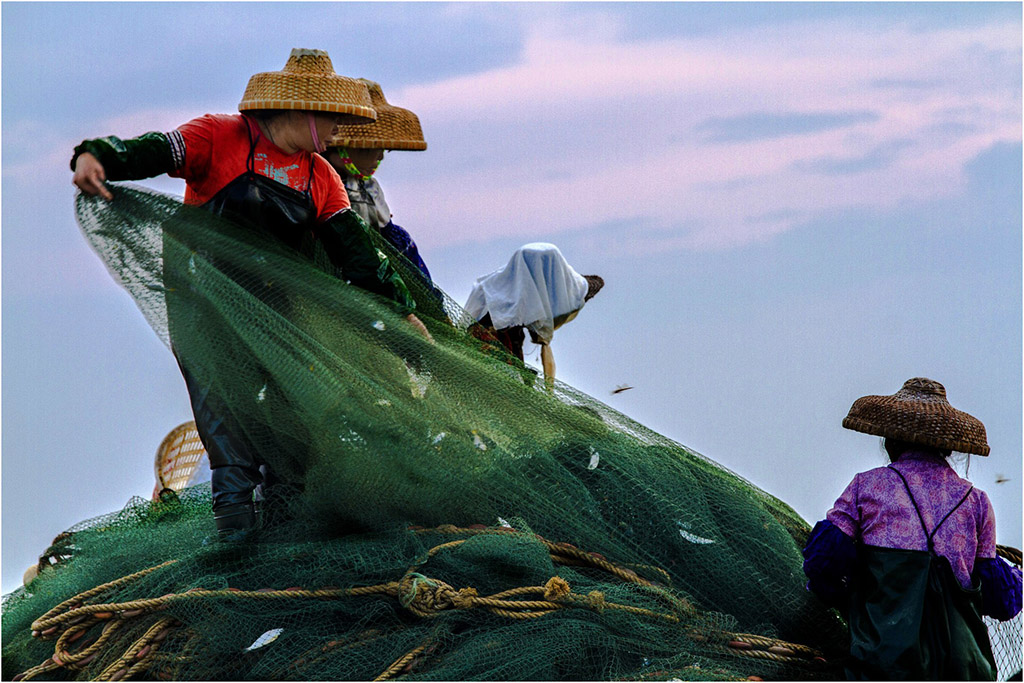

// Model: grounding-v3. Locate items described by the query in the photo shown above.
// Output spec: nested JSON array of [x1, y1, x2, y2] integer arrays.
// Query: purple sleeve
[[802, 519, 857, 609], [975, 492, 997, 559], [380, 220, 432, 280], [825, 475, 860, 539], [974, 557, 1023, 621]]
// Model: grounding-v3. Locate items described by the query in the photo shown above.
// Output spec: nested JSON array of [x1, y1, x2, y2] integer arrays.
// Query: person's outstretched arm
[[71, 132, 180, 198]]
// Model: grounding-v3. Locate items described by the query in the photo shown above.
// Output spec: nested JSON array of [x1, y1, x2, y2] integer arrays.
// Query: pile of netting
[[2, 184, 1018, 680]]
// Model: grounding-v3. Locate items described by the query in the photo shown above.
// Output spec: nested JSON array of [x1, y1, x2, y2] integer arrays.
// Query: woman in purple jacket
[[803, 377, 1021, 680]]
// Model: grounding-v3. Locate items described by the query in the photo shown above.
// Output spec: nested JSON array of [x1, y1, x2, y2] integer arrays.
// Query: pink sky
[[379, 17, 1021, 249]]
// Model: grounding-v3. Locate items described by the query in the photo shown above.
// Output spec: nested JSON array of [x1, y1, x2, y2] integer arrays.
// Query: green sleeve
[[70, 132, 176, 180], [316, 208, 416, 314]]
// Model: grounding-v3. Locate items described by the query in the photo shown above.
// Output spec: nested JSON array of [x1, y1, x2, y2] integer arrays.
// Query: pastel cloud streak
[[386, 16, 1020, 251]]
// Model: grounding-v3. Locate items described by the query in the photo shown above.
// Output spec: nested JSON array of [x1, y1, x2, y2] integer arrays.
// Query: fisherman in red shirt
[[72, 49, 430, 538]]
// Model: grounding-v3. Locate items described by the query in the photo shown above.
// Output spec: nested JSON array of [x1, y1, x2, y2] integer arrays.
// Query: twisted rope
[[414, 525, 695, 617], [997, 545, 1022, 567], [10, 659, 60, 682], [32, 560, 177, 633], [19, 526, 833, 679], [414, 526, 826, 663], [93, 618, 175, 682], [374, 643, 428, 681]]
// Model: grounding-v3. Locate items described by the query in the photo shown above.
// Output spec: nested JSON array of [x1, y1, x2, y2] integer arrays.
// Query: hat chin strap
[[307, 113, 326, 154]]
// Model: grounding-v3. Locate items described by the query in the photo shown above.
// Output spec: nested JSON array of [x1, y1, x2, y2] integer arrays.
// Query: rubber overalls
[[170, 116, 322, 535]]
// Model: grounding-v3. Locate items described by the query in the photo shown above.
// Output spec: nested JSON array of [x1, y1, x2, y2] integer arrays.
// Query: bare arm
[[406, 313, 433, 343], [540, 344, 555, 390]]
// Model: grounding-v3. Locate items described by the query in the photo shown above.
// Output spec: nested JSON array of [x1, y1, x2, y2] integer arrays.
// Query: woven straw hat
[[327, 79, 427, 151], [842, 377, 989, 456], [583, 275, 604, 301], [239, 49, 376, 122]]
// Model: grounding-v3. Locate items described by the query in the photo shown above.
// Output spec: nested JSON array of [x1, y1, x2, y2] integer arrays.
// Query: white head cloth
[[464, 243, 588, 344]]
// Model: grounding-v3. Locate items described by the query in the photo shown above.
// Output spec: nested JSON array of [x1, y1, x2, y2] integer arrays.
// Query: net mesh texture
[[3, 184, 1018, 681]]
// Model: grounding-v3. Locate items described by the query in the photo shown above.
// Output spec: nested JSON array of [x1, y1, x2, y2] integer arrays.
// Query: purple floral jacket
[[803, 451, 1021, 620]]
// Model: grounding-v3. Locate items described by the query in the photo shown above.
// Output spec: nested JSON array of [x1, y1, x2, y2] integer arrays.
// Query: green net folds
[[3, 183, 984, 680]]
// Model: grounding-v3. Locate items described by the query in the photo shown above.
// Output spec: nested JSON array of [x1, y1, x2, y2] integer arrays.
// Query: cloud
[[13, 10, 1019, 259], [793, 139, 915, 176], [695, 111, 879, 144], [383, 15, 1020, 251]]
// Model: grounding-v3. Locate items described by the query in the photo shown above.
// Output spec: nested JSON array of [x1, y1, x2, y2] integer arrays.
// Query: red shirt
[[169, 114, 348, 222]]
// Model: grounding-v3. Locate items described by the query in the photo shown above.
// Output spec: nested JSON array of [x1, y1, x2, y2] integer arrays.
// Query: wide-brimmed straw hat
[[239, 49, 376, 122], [842, 377, 989, 456], [327, 79, 427, 151]]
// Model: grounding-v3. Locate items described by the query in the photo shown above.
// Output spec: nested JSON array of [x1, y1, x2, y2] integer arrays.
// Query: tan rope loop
[[397, 573, 477, 618], [473, 596, 563, 612], [997, 544, 1022, 567], [414, 525, 697, 617], [715, 631, 826, 664], [374, 644, 428, 681], [719, 645, 816, 665], [487, 585, 546, 600], [94, 618, 172, 682], [31, 560, 178, 632], [724, 632, 822, 658], [54, 621, 121, 669], [486, 607, 557, 620]]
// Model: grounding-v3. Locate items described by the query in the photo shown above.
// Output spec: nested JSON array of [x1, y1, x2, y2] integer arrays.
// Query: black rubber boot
[[214, 502, 256, 542], [178, 361, 264, 526]]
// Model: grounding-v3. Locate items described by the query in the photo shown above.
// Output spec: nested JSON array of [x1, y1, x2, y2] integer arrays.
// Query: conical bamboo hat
[[327, 79, 427, 151], [239, 49, 376, 122], [843, 377, 989, 456]]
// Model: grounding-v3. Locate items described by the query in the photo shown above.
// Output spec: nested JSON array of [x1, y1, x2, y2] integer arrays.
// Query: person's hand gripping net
[[72, 153, 114, 201]]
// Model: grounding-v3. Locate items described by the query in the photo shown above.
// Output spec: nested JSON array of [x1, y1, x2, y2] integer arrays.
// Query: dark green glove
[[316, 208, 416, 314], [71, 132, 176, 180]]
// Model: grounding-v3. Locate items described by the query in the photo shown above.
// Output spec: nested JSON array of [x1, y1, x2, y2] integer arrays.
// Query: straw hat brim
[[329, 136, 427, 151], [239, 50, 376, 122], [583, 275, 604, 301], [327, 81, 426, 151], [843, 391, 989, 456], [240, 72, 377, 121]]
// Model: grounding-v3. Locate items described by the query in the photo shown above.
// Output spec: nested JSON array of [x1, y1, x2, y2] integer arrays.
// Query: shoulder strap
[[932, 486, 974, 547], [305, 153, 315, 196], [886, 465, 973, 552], [241, 115, 259, 174]]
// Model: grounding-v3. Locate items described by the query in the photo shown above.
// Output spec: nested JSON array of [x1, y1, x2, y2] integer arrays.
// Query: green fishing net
[[2, 184, 1017, 681]]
